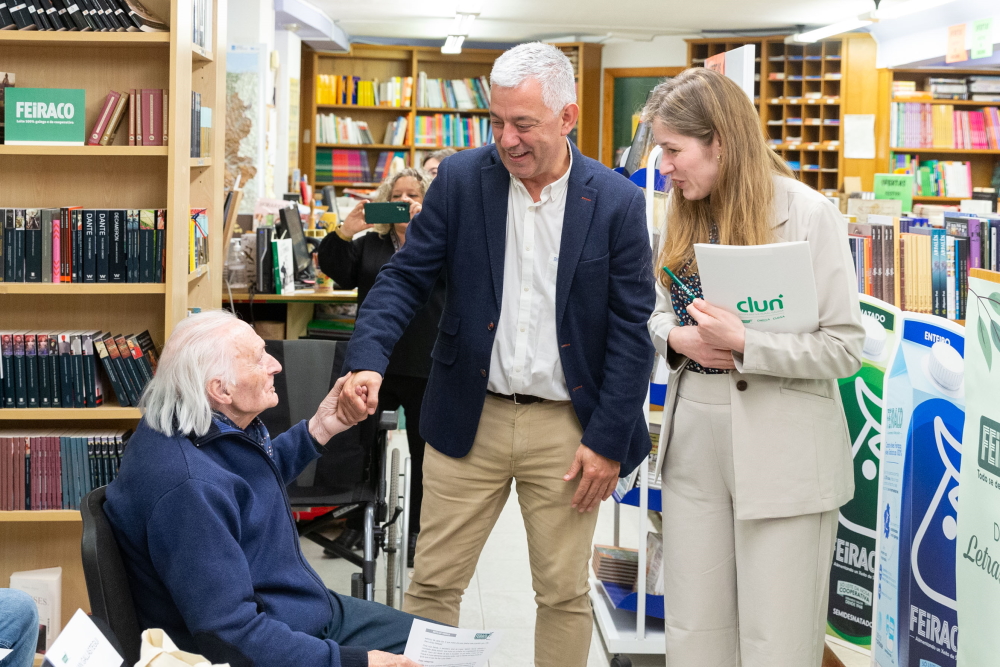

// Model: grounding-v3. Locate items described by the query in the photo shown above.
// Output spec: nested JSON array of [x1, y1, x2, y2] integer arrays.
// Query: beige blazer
[[649, 175, 865, 520]]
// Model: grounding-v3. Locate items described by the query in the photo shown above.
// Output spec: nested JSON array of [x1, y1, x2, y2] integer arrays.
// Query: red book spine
[[16, 436, 25, 510], [142, 88, 163, 147], [60, 208, 69, 282], [128, 90, 136, 146], [52, 436, 60, 510], [88, 91, 120, 146], [30, 436, 38, 511], [1, 436, 9, 511], [52, 215, 60, 283]]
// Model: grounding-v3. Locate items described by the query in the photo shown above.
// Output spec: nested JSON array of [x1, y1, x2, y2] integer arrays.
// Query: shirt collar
[[211, 411, 273, 457], [510, 138, 573, 205]]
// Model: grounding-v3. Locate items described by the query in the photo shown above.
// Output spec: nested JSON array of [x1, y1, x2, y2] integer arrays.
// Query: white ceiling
[[309, 0, 901, 42]]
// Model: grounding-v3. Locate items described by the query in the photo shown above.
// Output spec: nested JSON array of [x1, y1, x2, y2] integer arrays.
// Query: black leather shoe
[[323, 528, 364, 559], [407, 532, 418, 569]]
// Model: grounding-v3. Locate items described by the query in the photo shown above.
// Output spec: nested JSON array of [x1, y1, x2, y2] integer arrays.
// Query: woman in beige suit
[[644, 68, 865, 667]]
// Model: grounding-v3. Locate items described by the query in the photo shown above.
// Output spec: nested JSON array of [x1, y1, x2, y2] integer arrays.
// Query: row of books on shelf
[[0, 429, 132, 511], [413, 114, 492, 149], [0, 330, 158, 410], [315, 75, 413, 108], [592, 534, 663, 596], [89, 88, 167, 147], [191, 0, 211, 51], [767, 72, 841, 81], [315, 114, 377, 145], [414, 73, 491, 110], [889, 103, 1000, 150], [190, 92, 212, 158], [1, 208, 167, 284], [315, 149, 407, 184], [888, 155, 974, 198], [847, 212, 1000, 320], [0, 0, 166, 32], [893, 77, 1000, 102]]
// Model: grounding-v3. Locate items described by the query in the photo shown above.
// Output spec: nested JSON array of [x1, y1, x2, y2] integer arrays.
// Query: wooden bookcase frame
[[298, 42, 603, 191], [687, 33, 879, 195], [0, 0, 227, 628], [876, 67, 1000, 204]]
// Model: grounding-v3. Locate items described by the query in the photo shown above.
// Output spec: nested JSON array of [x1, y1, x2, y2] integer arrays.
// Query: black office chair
[[259, 338, 405, 603], [80, 486, 142, 667]]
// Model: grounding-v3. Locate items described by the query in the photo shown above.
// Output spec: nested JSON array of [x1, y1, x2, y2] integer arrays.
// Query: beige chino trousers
[[403, 395, 599, 667], [662, 371, 839, 667]]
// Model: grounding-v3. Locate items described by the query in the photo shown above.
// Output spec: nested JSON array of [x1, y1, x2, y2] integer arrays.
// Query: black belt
[[486, 390, 547, 405]]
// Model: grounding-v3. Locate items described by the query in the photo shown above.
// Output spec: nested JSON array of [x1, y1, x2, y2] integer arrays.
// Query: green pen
[[661, 266, 697, 301]]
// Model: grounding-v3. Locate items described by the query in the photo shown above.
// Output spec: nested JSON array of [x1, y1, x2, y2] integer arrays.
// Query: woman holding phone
[[644, 68, 864, 667], [317, 167, 441, 566]]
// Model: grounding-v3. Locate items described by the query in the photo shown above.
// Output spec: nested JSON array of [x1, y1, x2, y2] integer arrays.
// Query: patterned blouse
[[669, 225, 730, 375]]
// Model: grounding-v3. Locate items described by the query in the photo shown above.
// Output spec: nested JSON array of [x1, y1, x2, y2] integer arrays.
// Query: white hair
[[141, 310, 246, 437], [490, 42, 577, 114]]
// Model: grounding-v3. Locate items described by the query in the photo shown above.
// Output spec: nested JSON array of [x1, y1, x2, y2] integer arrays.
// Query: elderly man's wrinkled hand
[[336, 370, 382, 424], [308, 373, 357, 444]]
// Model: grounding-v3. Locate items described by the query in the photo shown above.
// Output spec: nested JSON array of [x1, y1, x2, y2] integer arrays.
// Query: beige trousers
[[662, 371, 839, 667], [403, 395, 599, 667]]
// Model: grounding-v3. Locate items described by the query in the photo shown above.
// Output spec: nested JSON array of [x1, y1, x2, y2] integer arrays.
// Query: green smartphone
[[364, 201, 411, 224]]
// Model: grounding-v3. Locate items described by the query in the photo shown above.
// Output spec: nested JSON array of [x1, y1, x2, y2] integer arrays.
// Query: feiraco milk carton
[[873, 313, 965, 667], [828, 296, 902, 652]]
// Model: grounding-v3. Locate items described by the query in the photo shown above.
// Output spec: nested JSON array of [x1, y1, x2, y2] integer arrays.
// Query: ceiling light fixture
[[452, 12, 476, 36], [442, 35, 466, 54], [787, 17, 874, 43]]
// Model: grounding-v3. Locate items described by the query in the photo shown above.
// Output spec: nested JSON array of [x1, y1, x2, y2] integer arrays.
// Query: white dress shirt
[[487, 145, 572, 401]]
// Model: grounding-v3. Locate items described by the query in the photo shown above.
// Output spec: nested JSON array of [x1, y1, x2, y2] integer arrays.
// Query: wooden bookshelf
[[688, 33, 879, 196], [0, 0, 227, 629], [877, 68, 1000, 199], [299, 43, 603, 192]]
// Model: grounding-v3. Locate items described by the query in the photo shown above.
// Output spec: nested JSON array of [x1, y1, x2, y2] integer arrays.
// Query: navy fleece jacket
[[104, 417, 368, 667]]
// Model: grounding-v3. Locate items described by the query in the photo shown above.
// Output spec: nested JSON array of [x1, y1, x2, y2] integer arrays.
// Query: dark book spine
[[81, 336, 96, 408], [139, 211, 154, 282], [24, 210, 42, 282], [94, 339, 128, 407], [0, 1, 16, 28], [77, 0, 100, 30], [114, 336, 144, 400], [128, 210, 138, 283], [72, 209, 82, 282], [12, 334, 26, 408], [3, 210, 13, 282], [39, 0, 65, 29], [24, 335, 39, 408], [127, 336, 153, 385], [1, 335, 15, 408], [26, 0, 46, 29], [105, 336, 138, 406], [153, 209, 165, 283], [58, 337, 74, 407], [96, 209, 109, 282], [8, 2, 35, 29], [109, 210, 125, 282], [37, 341, 50, 407], [47, 335, 60, 407], [82, 209, 96, 282], [13, 210, 25, 282], [71, 336, 85, 408]]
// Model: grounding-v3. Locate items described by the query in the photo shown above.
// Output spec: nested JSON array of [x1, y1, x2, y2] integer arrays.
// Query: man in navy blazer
[[338, 43, 654, 667]]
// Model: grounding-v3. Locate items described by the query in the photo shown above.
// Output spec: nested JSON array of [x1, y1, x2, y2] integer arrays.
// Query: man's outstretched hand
[[308, 373, 355, 445], [368, 651, 421, 667], [336, 370, 383, 424]]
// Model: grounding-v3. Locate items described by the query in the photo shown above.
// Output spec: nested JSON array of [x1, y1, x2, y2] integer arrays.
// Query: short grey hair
[[141, 310, 245, 437], [490, 42, 577, 114]]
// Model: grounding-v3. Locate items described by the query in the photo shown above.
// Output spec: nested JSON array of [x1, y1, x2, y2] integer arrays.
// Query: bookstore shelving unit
[[0, 0, 227, 629], [875, 67, 1000, 203], [298, 42, 603, 191], [688, 33, 879, 196]]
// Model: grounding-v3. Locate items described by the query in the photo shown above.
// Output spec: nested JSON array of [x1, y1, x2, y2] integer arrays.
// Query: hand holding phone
[[364, 201, 411, 225]]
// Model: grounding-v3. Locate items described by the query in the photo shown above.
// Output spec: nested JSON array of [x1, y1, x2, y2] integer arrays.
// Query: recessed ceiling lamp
[[442, 2, 481, 54], [787, 0, 960, 44], [788, 17, 874, 43], [442, 35, 466, 54]]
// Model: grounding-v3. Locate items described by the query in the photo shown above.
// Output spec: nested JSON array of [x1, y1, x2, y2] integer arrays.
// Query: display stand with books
[[0, 0, 227, 632]]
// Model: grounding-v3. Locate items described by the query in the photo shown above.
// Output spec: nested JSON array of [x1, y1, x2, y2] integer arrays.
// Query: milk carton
[[873, 314, 965, 667], [828, 296, 902, 651]]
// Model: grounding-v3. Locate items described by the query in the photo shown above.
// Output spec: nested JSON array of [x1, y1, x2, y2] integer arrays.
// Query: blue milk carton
[[873, 314, 965, 667]]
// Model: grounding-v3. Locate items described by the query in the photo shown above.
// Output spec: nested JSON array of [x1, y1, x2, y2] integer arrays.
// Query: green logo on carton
[[4, 88, 86, 146], [979, 416, 1000, 478], [737, 294, 784, 313]]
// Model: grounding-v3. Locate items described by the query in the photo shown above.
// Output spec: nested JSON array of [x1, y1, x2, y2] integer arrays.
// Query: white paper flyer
[[403, 620, 501, 667]]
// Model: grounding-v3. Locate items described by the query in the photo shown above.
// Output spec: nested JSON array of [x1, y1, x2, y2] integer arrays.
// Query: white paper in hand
[[41, 609, 123, 667], [403, 619, 502, 666], [694, 241, 819, 334]]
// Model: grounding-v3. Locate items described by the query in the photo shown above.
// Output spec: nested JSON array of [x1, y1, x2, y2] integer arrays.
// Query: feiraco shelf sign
[[4, 88, 86, 146]]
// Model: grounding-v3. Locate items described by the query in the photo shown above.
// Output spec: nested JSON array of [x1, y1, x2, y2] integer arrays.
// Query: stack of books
[[315, 75, 413, 108], [969, 76, 1000, 102], [316, 150, 370, 184], [315, 114, 375, 145], [846, 212, 1000, 320], [189, 209, 208, 274], [0, 330, 158, 410], [413, 114, 492, 148], [0, 0, 167, 31], [889, 103, 1000, 149], [929, 78, 968, 100], [192, 0, 212, 52], [1, 208, 168, 284], [592, 545, 639, 587], [190, 92, 212, 158], [889, 155, 974, 198], [381, 116, 408, 146], [0, 429, 132, 510], [415, 73, 491, 109]]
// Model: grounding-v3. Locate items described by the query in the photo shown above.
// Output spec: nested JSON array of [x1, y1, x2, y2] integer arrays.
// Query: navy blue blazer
[[344, 142, 656, 474]]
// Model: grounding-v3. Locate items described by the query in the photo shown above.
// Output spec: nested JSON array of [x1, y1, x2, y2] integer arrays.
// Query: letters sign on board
[[4, 88, 86, 146]]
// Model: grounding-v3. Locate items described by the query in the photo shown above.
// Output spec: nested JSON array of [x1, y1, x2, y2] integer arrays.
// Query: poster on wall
[[827, 296, 902, 652], [872, 313, 965, 667], [956, 270, 1000, 666], [227, 45, 268, 216]]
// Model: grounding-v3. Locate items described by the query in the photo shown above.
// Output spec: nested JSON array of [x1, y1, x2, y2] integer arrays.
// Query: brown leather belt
[[486, 390, 547, 405]]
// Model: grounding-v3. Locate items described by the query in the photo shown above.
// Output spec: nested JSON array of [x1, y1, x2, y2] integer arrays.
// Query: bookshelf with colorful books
[[879, 69, 1000, 206], [688, 33, 879, 197], [299, 43, 604, 190], [0, 0, 227, 630]]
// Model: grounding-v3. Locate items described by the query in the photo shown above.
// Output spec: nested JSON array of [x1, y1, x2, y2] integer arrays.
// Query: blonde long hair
[[371, 167, 433, 236], [642, 68, 793, 283]]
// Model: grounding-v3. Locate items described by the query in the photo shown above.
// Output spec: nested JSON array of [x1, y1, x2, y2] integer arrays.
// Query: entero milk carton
[[873, 314, 965, 667], [828, 296, 902, 651]]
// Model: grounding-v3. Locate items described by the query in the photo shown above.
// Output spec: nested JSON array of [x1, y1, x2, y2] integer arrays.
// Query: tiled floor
[[303, 431, 870, 667]]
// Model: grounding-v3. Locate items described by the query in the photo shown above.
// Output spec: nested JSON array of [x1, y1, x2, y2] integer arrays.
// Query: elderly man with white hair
[[104, 310, 423, 667], [335, 42, 655, 666]]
